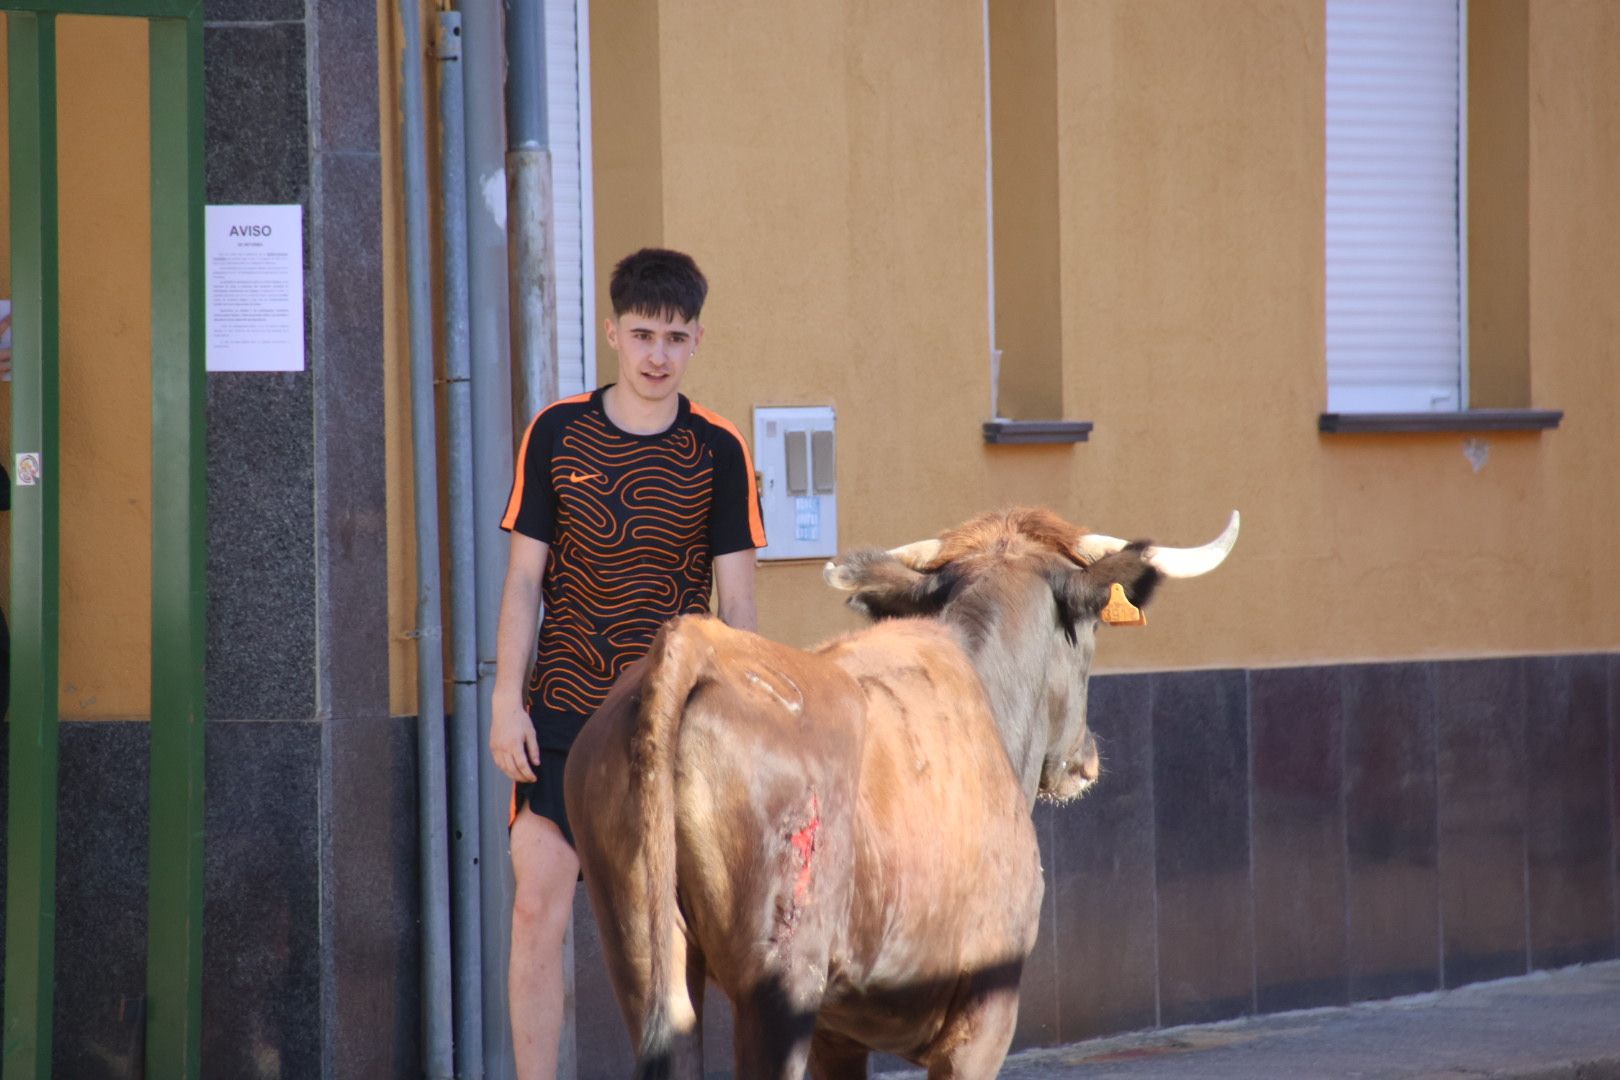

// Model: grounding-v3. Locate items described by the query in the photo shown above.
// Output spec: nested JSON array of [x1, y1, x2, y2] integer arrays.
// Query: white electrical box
[[753, 406, 837, 561]]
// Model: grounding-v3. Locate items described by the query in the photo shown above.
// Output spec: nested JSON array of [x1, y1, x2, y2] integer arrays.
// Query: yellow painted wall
[[15, 2, 1610, 716], [383, 0, 1620, 711], [1, 16, 153, 719], [593, 0, 1620, 673], [1050, 0, 1616, 670], [636, 0, 1007, 652], [589, 0, 663, 359]]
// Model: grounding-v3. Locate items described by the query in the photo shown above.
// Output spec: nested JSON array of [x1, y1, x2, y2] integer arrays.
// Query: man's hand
[[491, 532, 549, 783], [490, 691, 539, 783]]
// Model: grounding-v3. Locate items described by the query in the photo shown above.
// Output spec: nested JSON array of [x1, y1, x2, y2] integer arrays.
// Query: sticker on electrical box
[[15, 453, 41, 486], [795, 497, 821, 541]]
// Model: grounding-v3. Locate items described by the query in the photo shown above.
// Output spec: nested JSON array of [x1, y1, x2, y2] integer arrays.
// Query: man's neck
[[602, 382, 680, 435]]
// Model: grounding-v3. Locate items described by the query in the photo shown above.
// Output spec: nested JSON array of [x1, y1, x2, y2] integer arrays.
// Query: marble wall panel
[[1054, 673, 1160, 1041], [1435, 659, 1528, 986], [1343, 663, 1440, 1001], [1525, 656, 1616, 969], [1250, 665, 1348, 1012], [1152, 670, 1254, 1026]]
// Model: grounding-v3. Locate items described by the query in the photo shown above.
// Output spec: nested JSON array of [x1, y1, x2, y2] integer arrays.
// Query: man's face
[[604, 309, 703, 405]]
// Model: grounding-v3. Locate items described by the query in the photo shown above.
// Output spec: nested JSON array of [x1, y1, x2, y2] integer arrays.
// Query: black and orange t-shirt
[[500, 386, 767, 749]]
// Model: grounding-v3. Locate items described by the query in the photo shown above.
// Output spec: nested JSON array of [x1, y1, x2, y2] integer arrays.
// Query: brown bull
[[564, 507, 1239, 1079]]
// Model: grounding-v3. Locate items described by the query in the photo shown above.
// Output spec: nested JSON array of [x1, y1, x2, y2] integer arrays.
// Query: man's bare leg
[[510, 805, 580, 1080]]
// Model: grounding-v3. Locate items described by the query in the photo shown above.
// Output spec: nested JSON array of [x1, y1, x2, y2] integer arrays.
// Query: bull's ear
[[1084, 542, 1162, 611], [826, 548, 954, 620], [1051, 542, 1162, 633]]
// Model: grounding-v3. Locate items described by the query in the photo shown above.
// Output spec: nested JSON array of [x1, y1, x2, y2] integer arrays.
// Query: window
[[548, 0, 597, 398], [978, 0, 1091, 445], [1325, 0, 1466, 413]]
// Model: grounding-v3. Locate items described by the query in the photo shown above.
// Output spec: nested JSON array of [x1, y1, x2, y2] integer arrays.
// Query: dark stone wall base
[[568, 652, 1620, 1079], [1, 721, 330, 1079], [0, 715, 418, 1080], [5, 653, 1614, 1078]]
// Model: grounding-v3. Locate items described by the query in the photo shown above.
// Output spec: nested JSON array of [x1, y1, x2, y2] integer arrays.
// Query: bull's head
[[824, 509, 1239, 804]]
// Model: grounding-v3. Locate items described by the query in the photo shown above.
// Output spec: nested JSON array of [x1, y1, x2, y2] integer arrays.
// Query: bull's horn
[[1074, 510, 1240, 578]]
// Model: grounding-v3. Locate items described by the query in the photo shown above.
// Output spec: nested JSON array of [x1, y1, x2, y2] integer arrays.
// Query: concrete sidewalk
[[890, 961, 1620, 1079]]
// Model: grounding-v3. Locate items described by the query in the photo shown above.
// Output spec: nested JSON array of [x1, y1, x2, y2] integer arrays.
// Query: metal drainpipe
[[505, 0, 559, 425], [501, 4, 576, 1078], [397, 2, 456, 1076], [435, 10, 485, 1078], [460, 2, 520, 1076]]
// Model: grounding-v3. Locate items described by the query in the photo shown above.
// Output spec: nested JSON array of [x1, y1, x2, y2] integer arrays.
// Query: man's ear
[[603, 316, 620, 350]]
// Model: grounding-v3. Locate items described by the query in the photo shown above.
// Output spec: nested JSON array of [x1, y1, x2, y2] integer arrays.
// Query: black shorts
[[511, 747, 574, 850]]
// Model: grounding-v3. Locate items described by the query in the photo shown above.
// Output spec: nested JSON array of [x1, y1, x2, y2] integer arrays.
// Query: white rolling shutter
[[547, 0, 596, 398], [1326, 0, 1465, 413]]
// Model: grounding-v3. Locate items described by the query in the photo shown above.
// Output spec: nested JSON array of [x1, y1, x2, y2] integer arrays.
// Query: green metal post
[[145, 11, 207, 1080], [2, 12, 62, 1080]]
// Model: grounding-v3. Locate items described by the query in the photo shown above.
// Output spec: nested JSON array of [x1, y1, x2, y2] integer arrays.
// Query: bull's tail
[[630, 618, 707, 1080]]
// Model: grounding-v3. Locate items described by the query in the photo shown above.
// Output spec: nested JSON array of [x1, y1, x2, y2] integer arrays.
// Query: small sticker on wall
[[15, 453, 41, 486], [795, 496, 821, 541]]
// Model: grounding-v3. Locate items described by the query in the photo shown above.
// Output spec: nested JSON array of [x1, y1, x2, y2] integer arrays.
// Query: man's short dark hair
[[609, 248, 708, 322]]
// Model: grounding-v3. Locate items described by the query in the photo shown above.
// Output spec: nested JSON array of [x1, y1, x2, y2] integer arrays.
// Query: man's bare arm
[[713, 548, 758, 633], [490, 532, 549, 782]]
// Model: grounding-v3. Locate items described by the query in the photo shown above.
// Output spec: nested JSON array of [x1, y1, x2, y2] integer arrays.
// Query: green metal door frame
[[1, 4, 206, 1079], [3, 12, 61, 1079]]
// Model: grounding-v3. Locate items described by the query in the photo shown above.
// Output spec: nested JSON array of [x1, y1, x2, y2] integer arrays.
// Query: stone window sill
[[1318, 409, 1563, 435], [982, 419, 1094, 445]]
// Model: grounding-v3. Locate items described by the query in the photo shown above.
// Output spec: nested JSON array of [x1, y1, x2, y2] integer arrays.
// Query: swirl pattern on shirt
[[530, 409, 715, 716]]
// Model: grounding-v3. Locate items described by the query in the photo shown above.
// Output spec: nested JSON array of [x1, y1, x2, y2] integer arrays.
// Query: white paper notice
[[206, 204, 304, 372]]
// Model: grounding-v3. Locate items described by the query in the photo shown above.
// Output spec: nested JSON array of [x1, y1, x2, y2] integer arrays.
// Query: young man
[[490, 248, 765, 1079]]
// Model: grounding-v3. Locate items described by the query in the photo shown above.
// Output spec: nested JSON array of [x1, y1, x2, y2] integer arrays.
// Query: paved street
[[881, 962, 1620, 1079]]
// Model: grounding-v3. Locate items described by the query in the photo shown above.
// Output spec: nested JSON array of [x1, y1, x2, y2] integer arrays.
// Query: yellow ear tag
[[1100, 582, 1146, 627]]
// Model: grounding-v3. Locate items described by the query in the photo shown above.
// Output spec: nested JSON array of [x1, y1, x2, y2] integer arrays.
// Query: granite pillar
[[200, 2, 417, 1077], [196, 6, 326, 1076]]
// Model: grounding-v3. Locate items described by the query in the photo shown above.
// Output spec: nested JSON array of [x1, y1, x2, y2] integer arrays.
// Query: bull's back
[[568, 617, 870, 997], [669, 629, 869, 988], [568, 615, 1043, 1065], [817, 623, 1043, 1044]]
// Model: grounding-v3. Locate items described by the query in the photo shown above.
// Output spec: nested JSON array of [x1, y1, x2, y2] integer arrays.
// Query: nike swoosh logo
[[568, 471, 603, 484]]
